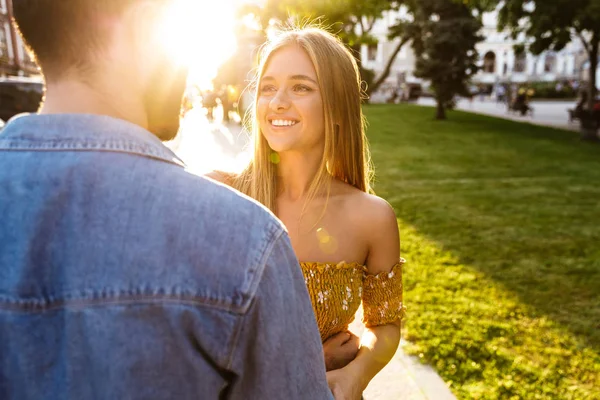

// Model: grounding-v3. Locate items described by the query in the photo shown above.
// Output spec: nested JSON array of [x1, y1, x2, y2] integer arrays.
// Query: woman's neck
[[277, 148, 325, 202]]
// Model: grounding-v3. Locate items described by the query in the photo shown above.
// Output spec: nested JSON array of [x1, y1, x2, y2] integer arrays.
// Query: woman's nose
[[270, 90, 290, 111]]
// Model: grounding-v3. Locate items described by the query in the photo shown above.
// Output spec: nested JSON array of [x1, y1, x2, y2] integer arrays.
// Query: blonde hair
[[231, 26, 373, 213]]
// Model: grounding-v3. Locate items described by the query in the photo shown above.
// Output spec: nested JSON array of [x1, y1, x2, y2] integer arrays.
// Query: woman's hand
[[323, 331, 360, 371], [326, 367, 364, 400]]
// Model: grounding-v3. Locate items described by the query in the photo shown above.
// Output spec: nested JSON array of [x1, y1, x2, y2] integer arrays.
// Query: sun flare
[[159, 0, 238, 89]]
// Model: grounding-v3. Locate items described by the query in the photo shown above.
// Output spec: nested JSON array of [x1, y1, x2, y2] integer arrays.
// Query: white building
[[360, 7, 418, 92], [0, 0, 39, 77], [362, 8, 596, 92], [473, 12, 581, 85]]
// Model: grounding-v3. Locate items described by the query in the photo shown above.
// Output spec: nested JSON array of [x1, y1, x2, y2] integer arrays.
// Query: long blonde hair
[[231, 26, 373, 213]]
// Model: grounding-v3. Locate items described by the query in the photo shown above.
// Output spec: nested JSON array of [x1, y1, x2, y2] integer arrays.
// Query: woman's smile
[[268, 117, 300, 129]]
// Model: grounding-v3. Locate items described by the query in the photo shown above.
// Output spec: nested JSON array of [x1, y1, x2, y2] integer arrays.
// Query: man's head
[[12, 0, 188, 140]]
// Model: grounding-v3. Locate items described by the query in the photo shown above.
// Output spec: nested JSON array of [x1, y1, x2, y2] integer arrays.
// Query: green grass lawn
[[366, 104, 600, 399]]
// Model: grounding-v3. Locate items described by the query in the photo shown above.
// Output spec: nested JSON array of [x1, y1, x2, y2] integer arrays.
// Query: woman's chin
[[266, 139, 295, 154]]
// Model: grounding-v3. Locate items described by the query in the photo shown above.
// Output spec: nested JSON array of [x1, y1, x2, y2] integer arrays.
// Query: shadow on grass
[[366, 104, 600, 397]]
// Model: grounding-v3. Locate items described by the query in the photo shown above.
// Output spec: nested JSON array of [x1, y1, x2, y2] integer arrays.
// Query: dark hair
[[12, 0, 136, 77]]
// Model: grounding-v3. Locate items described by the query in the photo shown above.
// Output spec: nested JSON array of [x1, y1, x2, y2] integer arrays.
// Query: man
[[0, 1, 332, 399]]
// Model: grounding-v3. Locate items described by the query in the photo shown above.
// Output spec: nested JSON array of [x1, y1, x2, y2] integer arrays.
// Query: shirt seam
[[0, 294, 248, 314], [0, 140, 184, 167]]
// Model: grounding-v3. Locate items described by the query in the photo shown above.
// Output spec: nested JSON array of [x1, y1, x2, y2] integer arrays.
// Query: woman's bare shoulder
[[350, 191, 396, 227], [339, 189, 400, 273], [331, 180, 395, 221]]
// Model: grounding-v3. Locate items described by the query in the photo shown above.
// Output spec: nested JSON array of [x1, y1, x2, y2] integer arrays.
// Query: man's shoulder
[[135, 167, 289, 309], [160, 167, 283, 232]]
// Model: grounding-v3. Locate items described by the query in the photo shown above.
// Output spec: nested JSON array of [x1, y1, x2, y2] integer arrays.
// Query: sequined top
[[300, 259, 406, 342]]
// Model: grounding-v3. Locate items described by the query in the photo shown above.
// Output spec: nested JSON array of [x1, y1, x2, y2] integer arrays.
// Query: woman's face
[[257, 45, 325, 154]]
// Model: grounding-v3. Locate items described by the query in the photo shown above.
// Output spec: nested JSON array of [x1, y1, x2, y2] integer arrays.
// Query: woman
[[209, 27, 405, 399]]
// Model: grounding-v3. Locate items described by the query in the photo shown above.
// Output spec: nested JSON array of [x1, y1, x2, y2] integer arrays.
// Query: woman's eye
[[294, 85, 312, 92], [260, 85, 276, 93]]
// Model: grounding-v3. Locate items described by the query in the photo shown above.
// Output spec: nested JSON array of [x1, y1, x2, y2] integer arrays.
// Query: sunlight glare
[[159, 0, 238, 89]]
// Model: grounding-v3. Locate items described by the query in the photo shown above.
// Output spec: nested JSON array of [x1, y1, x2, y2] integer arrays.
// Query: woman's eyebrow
[[261, 75, 317, 84], [289, 74, 318, 84]]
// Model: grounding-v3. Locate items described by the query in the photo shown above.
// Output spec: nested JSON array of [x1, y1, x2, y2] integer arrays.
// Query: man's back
[[0, 114, 331, 399]]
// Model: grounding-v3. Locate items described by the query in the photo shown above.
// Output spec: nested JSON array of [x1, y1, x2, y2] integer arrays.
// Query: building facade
[[362, 8, 597, 92], [360, 7, 417, 92], [0, 0, 38, 77], [472, 12, 582, 85]]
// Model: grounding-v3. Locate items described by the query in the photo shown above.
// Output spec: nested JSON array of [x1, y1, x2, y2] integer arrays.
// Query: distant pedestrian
[[555, 82, 563, 92], [496, 85, 506, 104], [219, 85, 234, 123], [202, 89, 218, 121]]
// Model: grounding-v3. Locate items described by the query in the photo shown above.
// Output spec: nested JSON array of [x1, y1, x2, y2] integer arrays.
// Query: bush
[[526, 81, 577, 99]]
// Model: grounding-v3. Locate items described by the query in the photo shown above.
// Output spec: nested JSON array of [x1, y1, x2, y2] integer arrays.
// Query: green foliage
[[526, 82, 578, 99], [249, 0, 398, 45], [367, 103, 600, 399], [496, 0, 600, 108], [497, 0, 597, 54], [390, 0, 483, 119], [212, 22, 263, 91], [213, 53, 246, 90]]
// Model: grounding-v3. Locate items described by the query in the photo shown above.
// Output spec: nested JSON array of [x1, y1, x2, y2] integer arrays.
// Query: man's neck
[[40, 77, 148, 130]]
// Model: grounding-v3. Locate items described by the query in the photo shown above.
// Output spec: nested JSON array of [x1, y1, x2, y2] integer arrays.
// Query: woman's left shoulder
[[347, 192, 398, 230], [346, 192, 400, 274]]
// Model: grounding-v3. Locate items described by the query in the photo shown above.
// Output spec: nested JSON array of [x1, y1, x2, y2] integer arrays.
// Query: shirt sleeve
[[361, 259, 407, 328], [227, 232, 333, 400]]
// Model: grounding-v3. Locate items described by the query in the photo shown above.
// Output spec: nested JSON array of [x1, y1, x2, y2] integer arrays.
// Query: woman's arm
[[331, 323, 400, 395], [327, 196, 402, 399]]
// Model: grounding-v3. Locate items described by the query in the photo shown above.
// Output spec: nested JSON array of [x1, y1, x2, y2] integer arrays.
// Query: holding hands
[[323, 331, 364, 400]]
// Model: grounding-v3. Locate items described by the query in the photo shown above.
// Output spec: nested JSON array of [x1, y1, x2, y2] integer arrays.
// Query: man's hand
[[323, 331, 360, 371]]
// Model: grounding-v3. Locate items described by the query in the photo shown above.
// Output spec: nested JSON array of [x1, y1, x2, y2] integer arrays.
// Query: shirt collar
[[0, 113, 185, 167]]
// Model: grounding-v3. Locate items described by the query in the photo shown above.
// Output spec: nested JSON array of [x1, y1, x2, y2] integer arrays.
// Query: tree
[[238, 0, 403, 96], [496, 0, 600, 139], [213, 22, 262, 90], [390, 0, 482, 120]]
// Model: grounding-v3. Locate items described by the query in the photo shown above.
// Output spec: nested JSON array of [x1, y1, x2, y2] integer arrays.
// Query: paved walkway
[[418, 97, 578, 132], [364, 343, 456, 400], [169, 107, 457, 399], [351, 311, 455, 400], [166, 107, 250, 175]]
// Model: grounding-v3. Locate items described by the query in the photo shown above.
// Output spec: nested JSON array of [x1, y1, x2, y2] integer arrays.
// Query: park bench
[[568, 108, 582, 123], [568, 102, 600, 125]]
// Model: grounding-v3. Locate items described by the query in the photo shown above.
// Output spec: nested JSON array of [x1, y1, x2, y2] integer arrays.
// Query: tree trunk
[[587, 37, 598, 110], [581, 36, 599, 141], [369, 38, 409, 95], [436, 99, 446, 120], [350, 38, 362, 64]]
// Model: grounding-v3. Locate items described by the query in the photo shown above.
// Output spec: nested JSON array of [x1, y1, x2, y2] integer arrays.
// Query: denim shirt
[[0, 114, 332, 400]]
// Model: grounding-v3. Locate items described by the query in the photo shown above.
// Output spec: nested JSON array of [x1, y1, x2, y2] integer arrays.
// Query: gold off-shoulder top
[[300, 259, 406, 342]]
